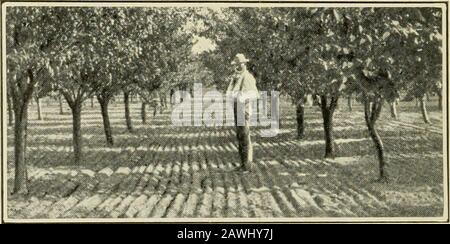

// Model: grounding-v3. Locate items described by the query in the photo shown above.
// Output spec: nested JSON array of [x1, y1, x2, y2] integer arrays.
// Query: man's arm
[[226, 75, 236, 94], [226, 79, 233, 93], [239, 72, 259, 102]]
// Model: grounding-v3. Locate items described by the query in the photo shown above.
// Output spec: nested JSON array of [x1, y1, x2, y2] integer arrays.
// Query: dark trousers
[[234, 100, 253, 170]]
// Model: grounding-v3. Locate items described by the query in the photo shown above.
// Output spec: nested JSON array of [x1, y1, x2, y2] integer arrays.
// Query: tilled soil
[[6, 99, 445, 218]]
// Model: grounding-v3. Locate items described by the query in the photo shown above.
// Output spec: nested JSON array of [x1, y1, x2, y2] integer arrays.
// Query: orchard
[[5, 6, 444, 218]]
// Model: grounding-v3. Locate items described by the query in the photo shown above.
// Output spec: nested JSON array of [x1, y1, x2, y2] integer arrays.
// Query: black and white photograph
[[1, 1, 448, 223]]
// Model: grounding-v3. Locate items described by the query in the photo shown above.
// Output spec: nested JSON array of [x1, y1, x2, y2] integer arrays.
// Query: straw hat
[[231, 53, 250, 65]]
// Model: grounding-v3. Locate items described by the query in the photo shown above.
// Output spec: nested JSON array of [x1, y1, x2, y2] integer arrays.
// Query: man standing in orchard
[[227, 53, 259, 172]]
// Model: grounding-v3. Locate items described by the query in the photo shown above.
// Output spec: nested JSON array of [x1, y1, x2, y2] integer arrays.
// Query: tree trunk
[[124, 90, 133, 132], [153, 106, 158, 117], [160, 94, 166, 108], [263, 95, 268, 115], [368, 123, 385, 180], [7, 96, 13, 126], [71, 102, 83, 164], [98, 97, 114, 146], [141, 102, 147, 124], [296, 100, 305, 139], [59, 95, 64, 115], [13, 104, 29, 194], [347, 95, 353, 112], [322, 109, 335, 158], [160, 94, 165, 113], [319, 95, 337, 158], [35, 97, 42, 120], [438, 92, 442, 111], [364, 98, 386, 180], [11, 69, 36, 194], [389, 101, 398, 119], [272, 92, 281, 127], [164, 94, 168, 108], [419, 95, 431, 124]]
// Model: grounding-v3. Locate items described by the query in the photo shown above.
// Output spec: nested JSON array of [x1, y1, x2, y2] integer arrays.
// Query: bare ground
[[6, 98, 445, 218]]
